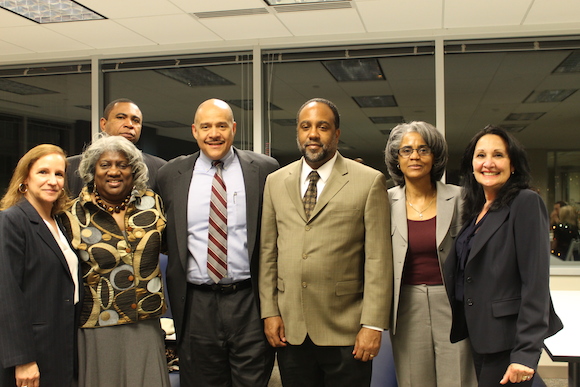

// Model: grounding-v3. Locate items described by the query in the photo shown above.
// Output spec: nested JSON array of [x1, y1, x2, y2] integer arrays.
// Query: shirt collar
[[198, 147, 235, 171], [300, 152, 338, 185]]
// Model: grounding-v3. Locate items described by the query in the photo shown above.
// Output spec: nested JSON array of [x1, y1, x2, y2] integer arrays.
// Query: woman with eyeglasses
[[384, 122, 476, 387]]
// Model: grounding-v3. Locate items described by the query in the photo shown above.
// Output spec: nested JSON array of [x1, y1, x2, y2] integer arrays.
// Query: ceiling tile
[[276, 8, 365, 36], [44, 20, 154, 49], [524, 0, 580, 24], [0, 26, 92, 52], [168, 0, 267, 13], [357, 0, 442, 32], [444, 0, 533, 28], [0, 7, 37, 27], [0, 39, 33, 54], [198, 14, 291, 40], [79, 0, 183, 18], [119, 14, 222, 44]]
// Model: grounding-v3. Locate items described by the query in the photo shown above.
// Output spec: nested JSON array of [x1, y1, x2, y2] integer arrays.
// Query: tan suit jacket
[[259, 153, 393, 346], [389, 182, 463, 334]]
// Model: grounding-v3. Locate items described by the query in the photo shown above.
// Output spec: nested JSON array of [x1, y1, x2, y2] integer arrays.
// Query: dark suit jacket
[[443, 189, 563, 369], [66, 151, 167, 197], [0, 199, 77, 386], [157, 148, 279, 343]]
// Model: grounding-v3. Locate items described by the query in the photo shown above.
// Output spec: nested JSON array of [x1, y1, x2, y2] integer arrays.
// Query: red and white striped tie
[[207, 160, 227, 282]]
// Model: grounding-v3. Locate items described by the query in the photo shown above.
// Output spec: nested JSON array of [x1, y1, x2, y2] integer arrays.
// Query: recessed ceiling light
[[155, 68, 234, 87], [500, 124, 527, 133], [524, 89, 577, 103], [553, 51, 580, 73], [264, 0, 349, 4], [369, 116, 403, 124], [353, 95, 397, 108], [379, 129, 392, 136], [0, 78, 57, 95], [323, 58, 385, 82], [0, 0, 105, 24], [505, 112, 545, 121], [228, 100, 282, 111]]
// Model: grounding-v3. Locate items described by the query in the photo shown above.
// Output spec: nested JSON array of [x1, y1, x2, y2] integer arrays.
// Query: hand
[[264, 316, 287, 347], [15, 361, 40, 387], [352, 327, 381, 362], [500, 363, 535, 384]]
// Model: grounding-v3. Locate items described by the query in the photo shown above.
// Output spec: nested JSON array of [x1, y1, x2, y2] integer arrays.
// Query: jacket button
[[302, 254, 308, 260], [305, 226, 311, 231], [467, 298, 473, 306], [466, 276, 473, 283], [302, 282, 307, 288]]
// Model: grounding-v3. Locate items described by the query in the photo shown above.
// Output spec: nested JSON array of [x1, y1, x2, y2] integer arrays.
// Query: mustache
[[303, 141, 323, 147]]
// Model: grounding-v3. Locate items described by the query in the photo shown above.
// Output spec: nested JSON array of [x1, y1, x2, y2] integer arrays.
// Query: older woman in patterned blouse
[[62, 135, 169, 387]]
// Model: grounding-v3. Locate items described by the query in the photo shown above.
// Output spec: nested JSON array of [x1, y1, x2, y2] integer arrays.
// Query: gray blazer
[[157, 147, 279, 343], [389, 181, 462, 334]]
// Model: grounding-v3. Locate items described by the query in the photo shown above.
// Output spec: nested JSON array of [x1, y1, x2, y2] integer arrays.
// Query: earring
[[397, 164, 400, 169], [512, 171, 515, 175], [18, 183, 27, 193]]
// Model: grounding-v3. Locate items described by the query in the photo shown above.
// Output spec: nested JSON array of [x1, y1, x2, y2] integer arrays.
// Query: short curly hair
[[384, 121, 448, 186], [78, 135, 148, 191]]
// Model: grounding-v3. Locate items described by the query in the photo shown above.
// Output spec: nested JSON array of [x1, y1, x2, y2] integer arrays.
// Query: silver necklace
[[407, 194, 435, 219]]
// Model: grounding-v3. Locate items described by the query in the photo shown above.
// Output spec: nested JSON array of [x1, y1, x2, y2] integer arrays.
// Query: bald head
[[192, 98, 237, 161]]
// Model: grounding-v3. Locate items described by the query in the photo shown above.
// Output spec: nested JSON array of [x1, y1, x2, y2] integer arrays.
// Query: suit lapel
[[237, 149, 259, 260], [309, 154, 349, 221], [19, 200, 72, 279], [175, 153, 198, 271], [467, 204, 510, 263], [435, 182, 457, 247], [284, 161, 307, 222], [390, 186, 408, 243]]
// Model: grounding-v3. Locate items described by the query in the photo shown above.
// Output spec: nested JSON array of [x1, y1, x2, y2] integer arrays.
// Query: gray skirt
[[78, 318, 170, 387]]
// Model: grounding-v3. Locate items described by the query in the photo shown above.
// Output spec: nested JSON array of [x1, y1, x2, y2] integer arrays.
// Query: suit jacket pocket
[[335, 280, 363, 296], [491, 297, 521, 317], [277, 278, 285, 292]]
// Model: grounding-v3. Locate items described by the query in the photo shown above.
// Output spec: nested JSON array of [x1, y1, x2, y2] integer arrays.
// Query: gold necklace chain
[[406, 194, 436, 220]]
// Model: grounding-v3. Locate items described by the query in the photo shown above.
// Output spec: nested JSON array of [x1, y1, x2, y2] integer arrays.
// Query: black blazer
[[157, 148, 279, 343], [444, 189, 562, 369], [0, 199, 78, 386]]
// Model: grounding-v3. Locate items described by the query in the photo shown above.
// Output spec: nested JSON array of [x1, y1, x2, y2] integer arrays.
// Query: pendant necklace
[[94, 190, 131, 214], [407, 194, 436, 220]]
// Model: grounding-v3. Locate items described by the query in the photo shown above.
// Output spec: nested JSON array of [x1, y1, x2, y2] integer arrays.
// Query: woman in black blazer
[[443, 126, 562, 386], [0, 145, 79, 387]]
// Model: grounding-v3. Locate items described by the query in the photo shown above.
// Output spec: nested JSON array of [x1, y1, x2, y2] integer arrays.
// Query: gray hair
[[79, 135, 148, 191], [384, 121, 448, 186]]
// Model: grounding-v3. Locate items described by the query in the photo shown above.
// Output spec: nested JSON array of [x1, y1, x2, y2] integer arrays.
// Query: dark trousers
[[471, 349, 535, 387], [178, 285, 274, 387], [277, 335, 372, 387]]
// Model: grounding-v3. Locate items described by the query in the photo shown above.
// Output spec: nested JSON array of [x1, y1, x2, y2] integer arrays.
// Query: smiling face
[[398, 131, 433, 183], [94, 151, 134, 202], [24, 153, 66, 214], [100, 102, 143, 144], [192, 99, 237, 161], [472, 134, 514, 196], [296, 101, 340, 170]]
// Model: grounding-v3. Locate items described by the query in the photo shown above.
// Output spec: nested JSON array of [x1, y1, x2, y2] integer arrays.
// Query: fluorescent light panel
[[228, 100, 282, 111], [155, 68, 234, 87], [0, 0, 105, 24], [553, 51, 580, 73], [505, 112, 545, 121], [264, 0, 347, 5], [353, 95, 397, 108], [0, 78, 58, 95], [524, 89, 577, 103], [323, 58, 385, 82]]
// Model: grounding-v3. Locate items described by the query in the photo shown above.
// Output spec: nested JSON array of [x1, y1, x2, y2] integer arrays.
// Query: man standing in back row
[[67, 98, 166, 196], [157, 99, 278, 387], [259, 98, 393, 386]]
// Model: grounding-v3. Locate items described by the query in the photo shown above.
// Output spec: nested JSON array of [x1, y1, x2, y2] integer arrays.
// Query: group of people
[[0, 96, 562, 387], [550, 201, 580, 260]]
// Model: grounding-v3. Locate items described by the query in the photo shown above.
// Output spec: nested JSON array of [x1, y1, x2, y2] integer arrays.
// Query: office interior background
[[1, 0, 579, 376]]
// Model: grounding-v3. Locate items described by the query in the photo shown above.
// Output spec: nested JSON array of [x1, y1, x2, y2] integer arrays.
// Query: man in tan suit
[[259, 98, 393, 386]]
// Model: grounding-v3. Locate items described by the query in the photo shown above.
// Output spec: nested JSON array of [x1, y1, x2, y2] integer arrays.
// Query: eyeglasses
[[397, 146, 432, 158]]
